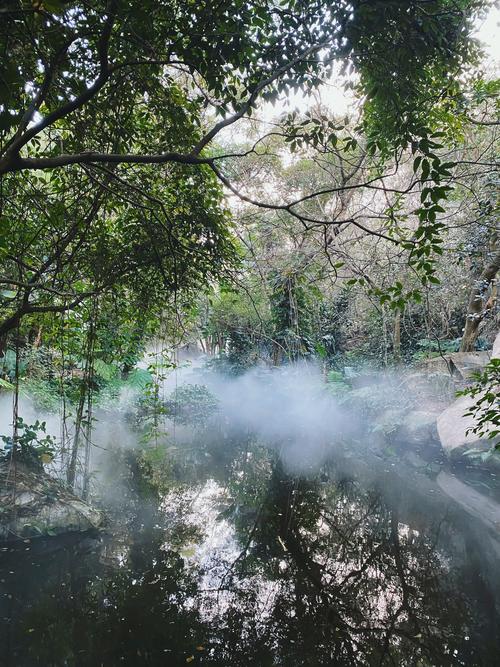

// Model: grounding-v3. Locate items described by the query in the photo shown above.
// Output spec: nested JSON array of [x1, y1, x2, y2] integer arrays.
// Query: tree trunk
[[66, 379, 86, 489], [460, 239, 500, 352], [67, 302, 96, 491], [382, 305, 388, 367], [81, 389, 93, 501], [393, 310, 401, 364]]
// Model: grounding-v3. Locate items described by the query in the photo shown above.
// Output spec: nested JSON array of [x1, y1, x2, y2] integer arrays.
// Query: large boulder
[[437, 331, 499, 458], [0, 463, 103, 541], [436, 394, 486, 457], [418, 351, 491, 381]]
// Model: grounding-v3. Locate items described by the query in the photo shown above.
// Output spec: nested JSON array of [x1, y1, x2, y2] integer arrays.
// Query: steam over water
[[0, 358, 443, 476], [196, 362, 354, 473]]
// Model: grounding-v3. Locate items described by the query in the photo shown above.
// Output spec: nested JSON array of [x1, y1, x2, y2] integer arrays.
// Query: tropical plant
[[1, 417, 56, 470]]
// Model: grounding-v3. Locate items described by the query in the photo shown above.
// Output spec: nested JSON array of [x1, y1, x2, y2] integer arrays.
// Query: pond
[[1, 429, 500, 666]]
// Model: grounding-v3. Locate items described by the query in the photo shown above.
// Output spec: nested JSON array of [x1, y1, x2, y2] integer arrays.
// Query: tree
[[460, 216, 500, 352], [0, 153, 237, 344]]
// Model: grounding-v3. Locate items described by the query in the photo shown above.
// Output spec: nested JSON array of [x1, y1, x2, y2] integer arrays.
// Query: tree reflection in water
[[1, 447, 500, 666]]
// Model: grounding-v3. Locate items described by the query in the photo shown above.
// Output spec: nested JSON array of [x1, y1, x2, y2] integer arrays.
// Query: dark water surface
[[1, 443, 500, 666]]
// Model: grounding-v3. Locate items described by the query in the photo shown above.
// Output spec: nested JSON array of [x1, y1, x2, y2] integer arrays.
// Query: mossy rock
[[0, 463, 103, 541]]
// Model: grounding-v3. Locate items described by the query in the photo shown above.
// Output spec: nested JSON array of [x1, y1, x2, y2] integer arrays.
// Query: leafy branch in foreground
[[457, 358, 500, 447]]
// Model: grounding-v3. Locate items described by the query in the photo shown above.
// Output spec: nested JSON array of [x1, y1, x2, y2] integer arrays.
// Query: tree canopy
[[0, 0, 488, 175]]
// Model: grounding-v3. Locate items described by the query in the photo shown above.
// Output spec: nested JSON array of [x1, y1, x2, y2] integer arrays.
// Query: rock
[[386, 409, 443, 464], [0, 463, 103, 541], [402, 410, 440, 445], [403, 371, 455, 402], [372, 408, 407, 436], [437, 330, 499, 458], [437, 471, 500, 533], [418, 351, 491, 380], [436, 394, 485, 457]]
